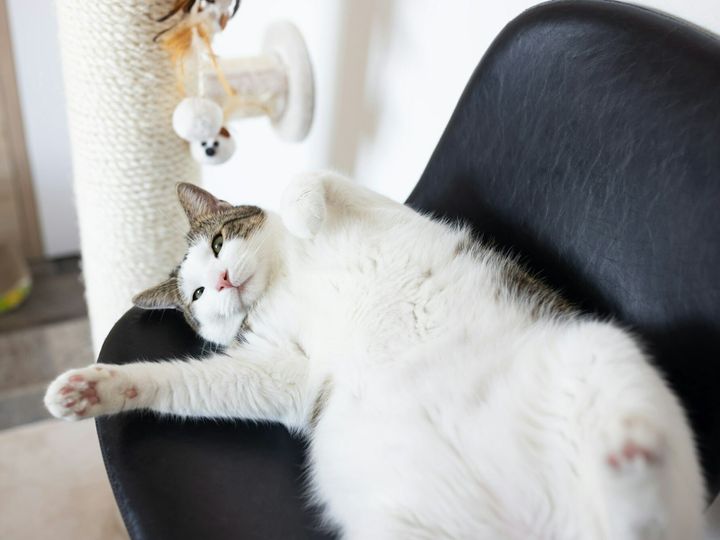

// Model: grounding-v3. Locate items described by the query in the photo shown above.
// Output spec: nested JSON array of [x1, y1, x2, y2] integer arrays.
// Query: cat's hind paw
[[600, 415, 672, 539], [604, 416, 665, 474], [281, 172, 328, 239], [44, 365, 138, 420]]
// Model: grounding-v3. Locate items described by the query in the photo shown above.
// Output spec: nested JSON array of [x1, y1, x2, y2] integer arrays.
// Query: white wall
[[344, 0, 720, 202], [202, 0, 343, 211], [6, 0, 77, 257], [8, 1, 719, 255]]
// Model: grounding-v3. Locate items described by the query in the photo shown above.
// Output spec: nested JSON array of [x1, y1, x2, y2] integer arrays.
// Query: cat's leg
[[44, 343, 316, 429], [281, 171, 329, 239], [554, 321, 705, 540], [280, 170, 404, 239]]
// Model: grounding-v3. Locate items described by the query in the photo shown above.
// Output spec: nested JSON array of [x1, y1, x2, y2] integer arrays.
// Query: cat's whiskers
[[228, 230, 270, 289], [242, 229, 269, 263]]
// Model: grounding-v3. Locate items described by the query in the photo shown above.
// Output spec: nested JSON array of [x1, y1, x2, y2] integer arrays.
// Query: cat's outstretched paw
[[44, 365, 138, 420], [281, 172, 328, 239], [604, 416, 665, 473]]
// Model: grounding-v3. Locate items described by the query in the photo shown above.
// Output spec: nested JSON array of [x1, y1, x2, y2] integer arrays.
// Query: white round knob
[[172, 97, 224, 142], [263, 21, 315, 142]]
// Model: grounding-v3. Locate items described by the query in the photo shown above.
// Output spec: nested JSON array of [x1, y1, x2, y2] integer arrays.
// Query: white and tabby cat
[[45, 172, 705, 539]]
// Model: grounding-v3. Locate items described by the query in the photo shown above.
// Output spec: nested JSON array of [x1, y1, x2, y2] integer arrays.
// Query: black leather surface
[[97, 1, 720, 538], [409, 0, 720, 496], [96, 308, 331, 540]]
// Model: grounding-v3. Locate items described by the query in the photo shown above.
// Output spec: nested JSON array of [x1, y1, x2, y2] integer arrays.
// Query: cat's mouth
[[234, 274, 254, 310], [236, 274, 253, 293]]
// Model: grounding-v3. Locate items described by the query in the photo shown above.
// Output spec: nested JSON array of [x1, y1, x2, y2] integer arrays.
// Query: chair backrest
[[408, 0, 720, 496]]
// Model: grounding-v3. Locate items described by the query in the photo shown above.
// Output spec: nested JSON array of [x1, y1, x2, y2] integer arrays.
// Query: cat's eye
[[192, 287, 204, 301], [211, 233, 223, 256]]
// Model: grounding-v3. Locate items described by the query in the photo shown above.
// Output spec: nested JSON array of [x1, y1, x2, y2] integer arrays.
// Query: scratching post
[[57, 0, 200, 352]]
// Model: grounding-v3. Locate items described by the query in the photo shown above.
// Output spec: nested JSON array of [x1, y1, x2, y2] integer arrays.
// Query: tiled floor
[[0, 256, 93, 429], [0, 418, 128, 540], [0, 256, 128, 539]]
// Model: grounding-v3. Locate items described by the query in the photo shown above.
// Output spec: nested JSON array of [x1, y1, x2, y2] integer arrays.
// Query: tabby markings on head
[[187, 205, 265, 245]]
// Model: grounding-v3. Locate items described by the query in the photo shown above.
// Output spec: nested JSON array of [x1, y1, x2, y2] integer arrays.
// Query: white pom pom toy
[[172, 97, 224, 142], [190, 126, 236, 165], [157, 1, 315, 169]]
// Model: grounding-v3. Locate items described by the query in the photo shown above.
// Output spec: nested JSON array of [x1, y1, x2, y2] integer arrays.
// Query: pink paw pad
[[56, 372, 107, 416], [606, 418, 664, 471], [607, 441, 661, 469], [46, 366, 126, 420]]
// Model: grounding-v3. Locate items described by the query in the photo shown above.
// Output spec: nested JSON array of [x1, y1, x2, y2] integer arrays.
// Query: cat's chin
[[198, 312, 246, 346]]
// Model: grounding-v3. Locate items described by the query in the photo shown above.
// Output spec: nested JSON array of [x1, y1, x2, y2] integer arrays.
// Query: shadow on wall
[[328, 0, 395, 175]]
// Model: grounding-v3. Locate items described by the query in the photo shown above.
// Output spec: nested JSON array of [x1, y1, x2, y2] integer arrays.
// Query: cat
[[45, 171, 705, 539]]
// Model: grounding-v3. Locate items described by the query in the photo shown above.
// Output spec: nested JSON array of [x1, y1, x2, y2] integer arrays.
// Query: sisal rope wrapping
[[56, 0, 199, 353]]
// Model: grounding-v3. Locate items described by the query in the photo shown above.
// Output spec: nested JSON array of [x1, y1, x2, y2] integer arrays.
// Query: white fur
[[172, 97, 224, 143], [45, 172, 705, 539]]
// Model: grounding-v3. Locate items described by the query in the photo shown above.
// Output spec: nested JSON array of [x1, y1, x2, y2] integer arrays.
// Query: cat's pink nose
[[216, 270, 234, 291]]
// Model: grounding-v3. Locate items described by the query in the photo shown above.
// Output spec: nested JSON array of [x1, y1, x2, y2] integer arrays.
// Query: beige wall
[[6, 0, 74, 257], [0, 0, 41, 259]]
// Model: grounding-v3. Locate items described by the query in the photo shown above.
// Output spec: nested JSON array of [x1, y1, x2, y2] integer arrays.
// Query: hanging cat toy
[[155, 0, 315, 165]]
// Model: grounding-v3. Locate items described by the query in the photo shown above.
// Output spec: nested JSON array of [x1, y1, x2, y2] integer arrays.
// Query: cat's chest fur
[[242, 207, 537, 430], [261, 212, 502, 367]]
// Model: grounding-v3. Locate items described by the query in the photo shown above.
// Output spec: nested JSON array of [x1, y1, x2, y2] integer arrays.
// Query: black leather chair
[[96, 1, 720, 537]]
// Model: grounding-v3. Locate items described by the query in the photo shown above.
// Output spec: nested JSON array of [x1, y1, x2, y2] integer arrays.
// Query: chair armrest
[[95, 307, 331, 539]]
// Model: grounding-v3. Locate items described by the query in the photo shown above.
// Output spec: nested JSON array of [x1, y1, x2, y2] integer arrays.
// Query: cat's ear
[[132, 277, 181, 310], [176, 182, 232, 223]]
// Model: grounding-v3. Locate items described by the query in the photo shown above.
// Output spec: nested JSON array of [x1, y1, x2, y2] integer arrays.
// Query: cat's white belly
[[304, 317, 706, 540], [307, 330, 597, 540]]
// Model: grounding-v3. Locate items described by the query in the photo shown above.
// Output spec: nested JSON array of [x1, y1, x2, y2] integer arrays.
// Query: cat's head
[[133, 183, 277, 345]]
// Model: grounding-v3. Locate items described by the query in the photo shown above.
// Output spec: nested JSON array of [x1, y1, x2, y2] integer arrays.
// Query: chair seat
[[97, 1, 720, 538], [96, 308, 332, 539]]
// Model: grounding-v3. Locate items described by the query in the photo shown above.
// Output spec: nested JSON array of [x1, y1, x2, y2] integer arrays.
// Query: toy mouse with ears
[[157, 1, 315, 166], [157, 0, 241, 165], [190, 126, 236, 165]]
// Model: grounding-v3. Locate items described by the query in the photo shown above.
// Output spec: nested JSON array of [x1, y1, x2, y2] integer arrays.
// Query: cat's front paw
[[44, 365, 139, 420], [281, 172, 328, 239]]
